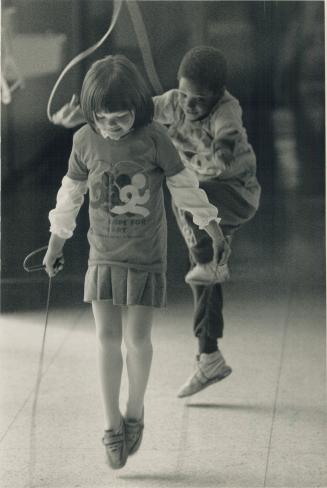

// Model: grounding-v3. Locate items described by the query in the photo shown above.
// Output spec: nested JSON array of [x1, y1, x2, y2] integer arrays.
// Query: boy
[[52, 46, 261, 398], [153, 46, 261, 397]]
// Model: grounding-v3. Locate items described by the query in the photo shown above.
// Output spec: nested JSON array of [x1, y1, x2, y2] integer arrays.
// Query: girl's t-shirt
[[67, 122, 184, 272]]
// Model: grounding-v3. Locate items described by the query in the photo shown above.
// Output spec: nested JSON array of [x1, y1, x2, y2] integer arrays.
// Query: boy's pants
[[172, 179, 257, 353]]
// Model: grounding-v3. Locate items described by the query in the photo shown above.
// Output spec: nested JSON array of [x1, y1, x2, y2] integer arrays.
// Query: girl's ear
[[129, 110, 136, 128]]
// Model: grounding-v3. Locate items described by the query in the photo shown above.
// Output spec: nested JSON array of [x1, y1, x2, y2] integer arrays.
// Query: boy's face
[[178, 77, 219, 121]]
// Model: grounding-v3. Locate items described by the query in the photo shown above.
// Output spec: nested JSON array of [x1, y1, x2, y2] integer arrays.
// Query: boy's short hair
[[81, 54, 154, 132], [177, 46, 227, 94]]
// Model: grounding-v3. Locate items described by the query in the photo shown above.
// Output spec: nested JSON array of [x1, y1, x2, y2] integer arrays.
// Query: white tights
[[92, 300, 153, 431]]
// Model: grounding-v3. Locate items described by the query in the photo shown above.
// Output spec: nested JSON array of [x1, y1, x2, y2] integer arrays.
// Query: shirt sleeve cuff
[[193, 215, 221, 230], [166, 168, 221, 228]]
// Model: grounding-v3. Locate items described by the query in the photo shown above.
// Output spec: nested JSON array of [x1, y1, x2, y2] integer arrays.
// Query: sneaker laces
[[103, 428, 124, 453]]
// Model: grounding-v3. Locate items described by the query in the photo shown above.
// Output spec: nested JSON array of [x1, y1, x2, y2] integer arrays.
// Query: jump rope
[[23, 2, 162, 484]]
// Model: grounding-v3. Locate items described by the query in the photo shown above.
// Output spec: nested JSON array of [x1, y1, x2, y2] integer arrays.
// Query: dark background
[[1, 0, 325, 311]]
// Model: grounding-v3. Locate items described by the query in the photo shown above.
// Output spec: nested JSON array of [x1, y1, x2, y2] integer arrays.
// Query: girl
[[43, 55, 229, 470]]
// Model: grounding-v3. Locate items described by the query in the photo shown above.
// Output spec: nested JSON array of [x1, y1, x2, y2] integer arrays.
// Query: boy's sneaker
[[102, 419, 128, 469], [177, 350, 232, 398], [124, 408, 144, 456], [185, 262, 230, 286]]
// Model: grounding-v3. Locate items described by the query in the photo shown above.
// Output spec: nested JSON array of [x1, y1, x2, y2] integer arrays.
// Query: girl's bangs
[[96, 78, 132, 114]]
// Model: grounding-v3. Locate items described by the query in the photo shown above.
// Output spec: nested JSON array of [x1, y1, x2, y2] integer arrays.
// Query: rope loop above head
[[46, 0, 123, 122], [126, 1, 163, 95], [47, 0, 163, 123]]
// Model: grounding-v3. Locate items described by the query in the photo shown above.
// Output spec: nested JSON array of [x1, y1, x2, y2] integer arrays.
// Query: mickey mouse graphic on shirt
[[89, 160, 150, 222], [111, 172, 150, 217]]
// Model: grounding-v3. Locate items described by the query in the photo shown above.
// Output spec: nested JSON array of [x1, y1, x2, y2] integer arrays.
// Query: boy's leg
[[172, 205, 227, 350], [193, 180, 256, 351], [191, 282, 224, 353], [172, 180, 257, 396], [173, 215, 232, 397]]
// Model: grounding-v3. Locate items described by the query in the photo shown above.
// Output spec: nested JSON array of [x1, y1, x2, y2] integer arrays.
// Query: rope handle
[[23, 246, 63, 273]]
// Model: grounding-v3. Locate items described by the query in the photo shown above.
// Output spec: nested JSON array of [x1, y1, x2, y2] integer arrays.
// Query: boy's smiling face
[[178, 77, 219, 121]]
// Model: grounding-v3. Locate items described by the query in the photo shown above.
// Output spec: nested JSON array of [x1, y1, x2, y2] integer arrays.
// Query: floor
[[0, 110, 326, 487]]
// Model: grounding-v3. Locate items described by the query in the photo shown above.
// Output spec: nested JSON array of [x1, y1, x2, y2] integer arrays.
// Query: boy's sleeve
[[210, 102, 247, 168], [166, 168, 220, 229], [153, 90, 178, 126]]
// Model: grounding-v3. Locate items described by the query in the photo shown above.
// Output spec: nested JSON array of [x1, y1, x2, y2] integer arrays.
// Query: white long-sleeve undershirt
[[49, 168, 220, 239]]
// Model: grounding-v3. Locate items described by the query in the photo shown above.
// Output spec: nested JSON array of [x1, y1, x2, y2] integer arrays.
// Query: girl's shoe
[[102, 419, 128, 469], [124, 409, 144, 455]]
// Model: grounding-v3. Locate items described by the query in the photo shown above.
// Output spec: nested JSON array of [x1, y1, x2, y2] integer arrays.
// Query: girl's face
[[178, 77, 219, 121], [94, 110, 135, 140]]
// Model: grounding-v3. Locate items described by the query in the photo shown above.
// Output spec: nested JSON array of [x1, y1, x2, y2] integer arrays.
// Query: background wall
[[1, 0, 325, 311]]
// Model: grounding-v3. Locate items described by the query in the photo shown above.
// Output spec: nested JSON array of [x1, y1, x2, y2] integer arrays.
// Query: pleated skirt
[[84, 264, 167, 308]]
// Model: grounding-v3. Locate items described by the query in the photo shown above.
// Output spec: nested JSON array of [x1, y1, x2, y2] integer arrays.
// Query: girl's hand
[[214, 238, 231, 266], [43, 234, 66, 276], [42, 251, 64, 277]]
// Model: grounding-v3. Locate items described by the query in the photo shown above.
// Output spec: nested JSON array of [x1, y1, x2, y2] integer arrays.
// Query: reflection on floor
[[0, 112, 326, 487]]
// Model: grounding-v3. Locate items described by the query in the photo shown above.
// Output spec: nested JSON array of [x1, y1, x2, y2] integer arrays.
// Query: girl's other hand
[[214, 238, 231, 266]]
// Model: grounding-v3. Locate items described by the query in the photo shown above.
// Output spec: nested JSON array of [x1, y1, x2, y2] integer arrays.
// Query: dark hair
[[81, 55, 154, 132], [177, 46, 227, 94]]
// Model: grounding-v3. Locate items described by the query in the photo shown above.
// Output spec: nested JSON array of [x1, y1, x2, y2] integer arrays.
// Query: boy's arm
[[210, 101, 253, 176], [153, 90, 178, 125], [52, 94, 85, 128]]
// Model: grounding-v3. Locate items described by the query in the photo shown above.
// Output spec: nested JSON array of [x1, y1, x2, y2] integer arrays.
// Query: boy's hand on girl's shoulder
[[52, 94, 84, 128]]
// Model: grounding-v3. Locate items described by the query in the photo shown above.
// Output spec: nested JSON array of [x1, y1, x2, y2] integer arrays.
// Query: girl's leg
[[92, 300, 123, 431], [124, 305, 154, 420]]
